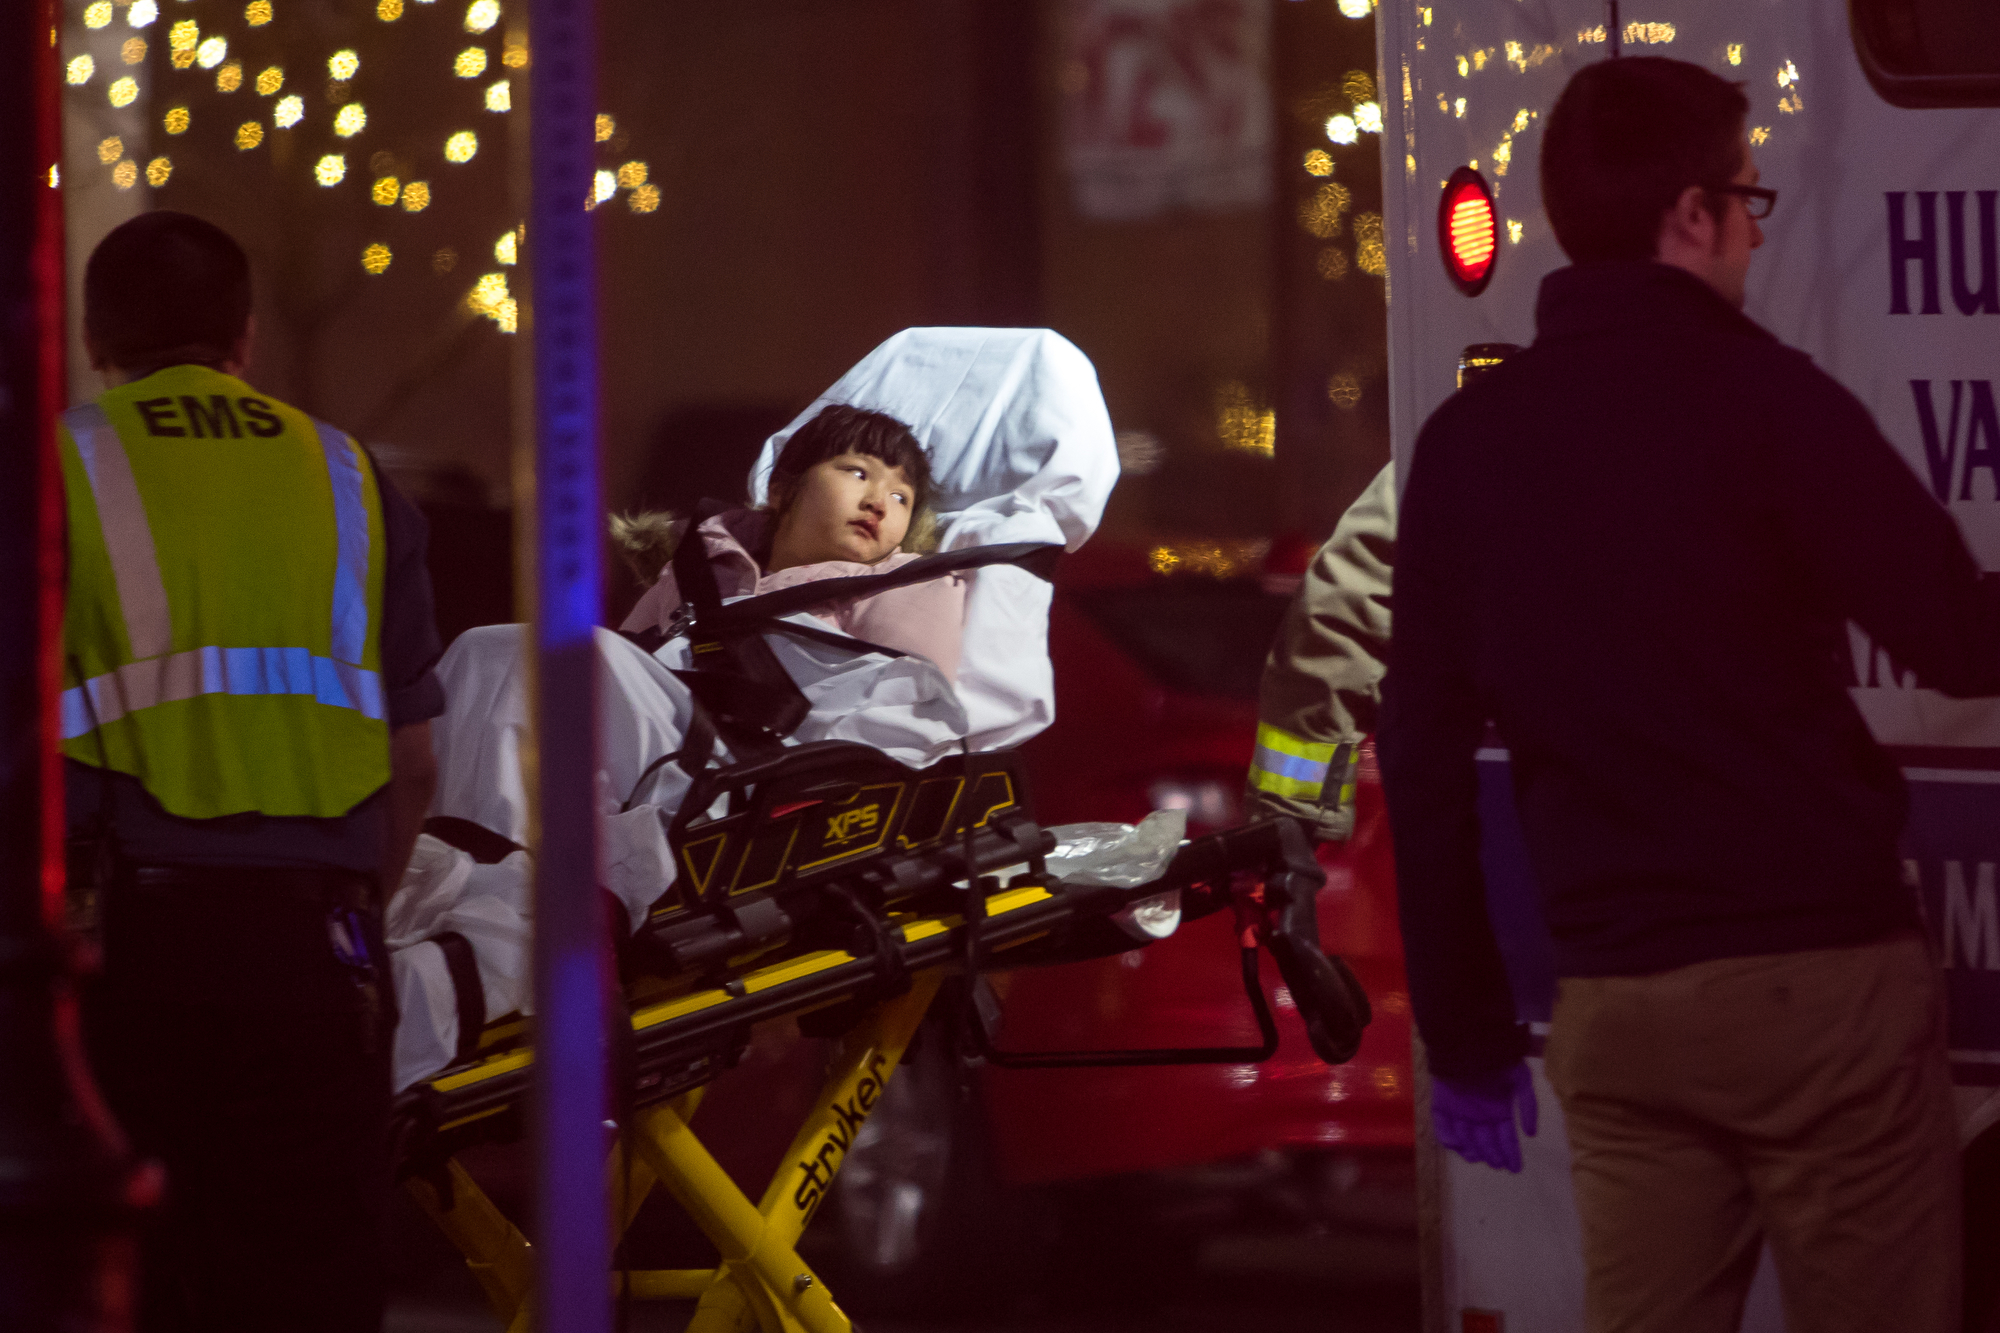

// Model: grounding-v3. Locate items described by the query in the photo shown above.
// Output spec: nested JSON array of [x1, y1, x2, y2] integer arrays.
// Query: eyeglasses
[[1709, 184, 1777, 220]]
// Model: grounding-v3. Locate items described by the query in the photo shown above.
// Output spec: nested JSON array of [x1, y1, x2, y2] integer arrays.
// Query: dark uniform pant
[[85, 868, 391, 1333]]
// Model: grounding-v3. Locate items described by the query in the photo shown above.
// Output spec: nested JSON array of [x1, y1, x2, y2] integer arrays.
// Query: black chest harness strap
[[617, 506, 1061, 812]]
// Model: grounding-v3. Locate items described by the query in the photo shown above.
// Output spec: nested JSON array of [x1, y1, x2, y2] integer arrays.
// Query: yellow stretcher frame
[[403, 890, 1032, 1333], [396, 813, 1357, 1331]]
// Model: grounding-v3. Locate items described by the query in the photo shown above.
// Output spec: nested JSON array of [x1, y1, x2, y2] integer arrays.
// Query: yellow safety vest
[[59, 364, 391, 819]]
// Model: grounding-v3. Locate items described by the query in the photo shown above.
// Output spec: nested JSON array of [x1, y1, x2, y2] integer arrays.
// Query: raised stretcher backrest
[[748, 328, 1120, 753]]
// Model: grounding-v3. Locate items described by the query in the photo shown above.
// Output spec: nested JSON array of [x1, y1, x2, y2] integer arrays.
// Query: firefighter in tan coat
[[1244, 461, 1395, 840]]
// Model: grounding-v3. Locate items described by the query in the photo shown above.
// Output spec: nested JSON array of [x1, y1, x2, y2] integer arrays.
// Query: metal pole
[[524, 0, 610, 1326], [0, 3, 148, 1328]]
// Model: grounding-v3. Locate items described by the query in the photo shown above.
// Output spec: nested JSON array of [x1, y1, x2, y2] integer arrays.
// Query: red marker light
[[1438, 166, 1498, 296]]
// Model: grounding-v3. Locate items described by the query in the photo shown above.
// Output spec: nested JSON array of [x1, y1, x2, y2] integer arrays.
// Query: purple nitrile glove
[[1432, 1061, 1539, 1173]]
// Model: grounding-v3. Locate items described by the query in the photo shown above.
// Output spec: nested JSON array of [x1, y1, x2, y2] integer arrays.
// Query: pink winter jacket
[[618, 508, 968, 682]]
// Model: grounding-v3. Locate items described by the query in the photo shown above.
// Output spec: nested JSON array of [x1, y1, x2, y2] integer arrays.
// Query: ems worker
[[66, 212, 444, 1332], [1245, 462, 1394, 842]]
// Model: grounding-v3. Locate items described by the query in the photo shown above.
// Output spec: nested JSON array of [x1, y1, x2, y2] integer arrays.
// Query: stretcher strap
[[431, 930, 487, 1063], [423, 816, 524, 865], [693, 538, 1061, 630]]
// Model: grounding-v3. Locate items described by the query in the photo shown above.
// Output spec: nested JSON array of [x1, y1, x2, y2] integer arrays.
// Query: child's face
[[771, 452, 915, 568]]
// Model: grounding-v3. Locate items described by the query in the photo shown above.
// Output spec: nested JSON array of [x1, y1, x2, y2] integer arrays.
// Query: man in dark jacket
[[1379, 57, 2000, 1333]]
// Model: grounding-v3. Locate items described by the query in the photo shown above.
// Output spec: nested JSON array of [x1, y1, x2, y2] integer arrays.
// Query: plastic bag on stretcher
[[387, 328, 1122, 1093]]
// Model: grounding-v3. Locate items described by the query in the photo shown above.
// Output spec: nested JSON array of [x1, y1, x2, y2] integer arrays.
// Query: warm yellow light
[[274, 95, 304, 128], [256, 66, 283, 94], [464, 0, 499, 33], [1215, 383, 1276, 456], [362, 244, 392, 275], [111, 160, 137, 190], [328, 49, 359, 80], [594, 113, 614, 142], [1506, 219, 1524, 243], [1418, 7, 1431, 24], [48, 166, 59, 188], [467, 271, 509, 317], [65, 55, 94, 85], [1298, 181, 1352, 239], [315, 153, 346, 186], [236, 121, 264, 150], [378, 0, 404, 18], [108, 77, 138, 108], [97, 137, 124, 165], [216, 62, 243, 92], [1454, 97, 1466, 118], [1456, 55, 1469, 77], [502, 37, 527, 67], [146, 156, 172, 187], [1325, 115, 1357, 146], [164, 106, 189, 134], [1749, 126, 1771, 145], [1303, 149, 1333, 177], [1726, 43, 1743, 66], [1355, 212, 1387, 275], [128, 0, 158, 27], [1342, 71, 1375, 104], [1512, 108, 1531, 133], [400, 180, 430, 211], [494, 231, 517, 264], [121, 37, 146, 64], [465, 273, 516, 332], [454, 46, 487, 77], [616, 160, 647, 189], [1493, 139, 1512, 176], [1336, 0, 1370, 17], [592, 170, 616, 204], [196, 36, 227, 69], [169, 18, 198, 50], [245, 0, 273, 25], [484, 79, 510, 112], [629, 183, 660, 214], [444, 131, 477, 163], [84, 2, 113, 29], [1354, 101, 1382, 134], [371, 175, 400, 205], [334, 103, 367, 137], [1623, 21, 1675, 45]]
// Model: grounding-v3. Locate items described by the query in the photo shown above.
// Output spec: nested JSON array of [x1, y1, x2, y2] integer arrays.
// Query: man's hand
[[1432, 1060, 1539, 1173], [379, 721, 438, 907]]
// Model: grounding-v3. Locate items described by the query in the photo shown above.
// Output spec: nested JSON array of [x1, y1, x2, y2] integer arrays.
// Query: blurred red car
[[798, 539, 1416, 1313], [990, 538, 1414, 1178]]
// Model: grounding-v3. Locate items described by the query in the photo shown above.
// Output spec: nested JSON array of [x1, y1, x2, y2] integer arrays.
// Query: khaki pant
[[1545, 934, 1960, 1333]]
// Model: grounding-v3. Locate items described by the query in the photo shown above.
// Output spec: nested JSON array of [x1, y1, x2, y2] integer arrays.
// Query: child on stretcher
[[387, 404, 974, 1090], [613, 402, 965, 676]]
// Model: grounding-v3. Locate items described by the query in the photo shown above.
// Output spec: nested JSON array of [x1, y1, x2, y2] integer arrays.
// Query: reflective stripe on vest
[[58, 403, 382, 738], [66, 403, 173, 659], [1248, 721, 1337, 800], [61, 646, 383, 739]]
